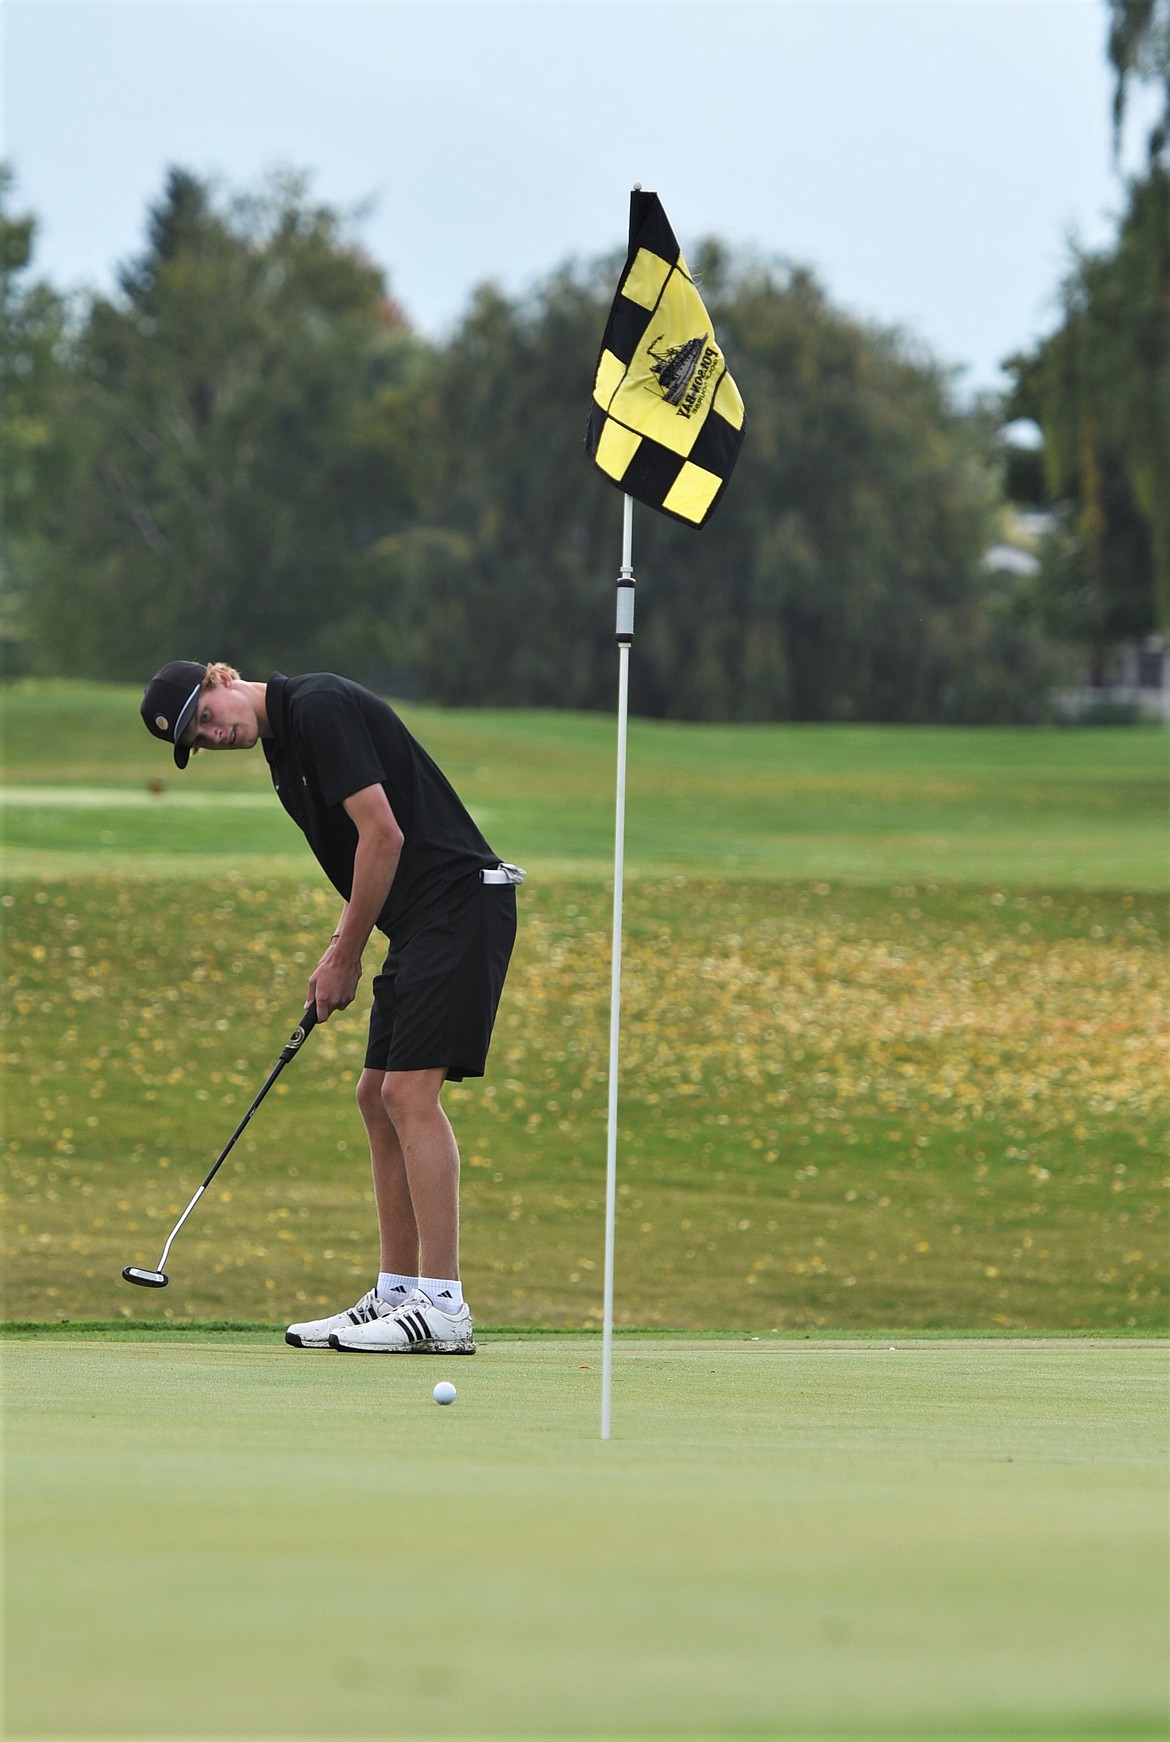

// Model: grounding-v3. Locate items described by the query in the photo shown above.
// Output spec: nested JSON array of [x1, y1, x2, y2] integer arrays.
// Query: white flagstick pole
[[601, 491, 635, 1441]]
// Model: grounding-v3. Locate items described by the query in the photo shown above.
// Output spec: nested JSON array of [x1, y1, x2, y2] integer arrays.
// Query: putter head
[[122, 1266, 168, 1288]]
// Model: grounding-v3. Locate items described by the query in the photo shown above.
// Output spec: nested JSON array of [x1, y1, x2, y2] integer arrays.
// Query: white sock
[[419, 1276, 464, 1314], [377, 1271, 417, 1305]]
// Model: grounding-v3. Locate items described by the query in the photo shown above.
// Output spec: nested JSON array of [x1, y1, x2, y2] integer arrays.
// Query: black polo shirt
[[262, 672, 498, 941]]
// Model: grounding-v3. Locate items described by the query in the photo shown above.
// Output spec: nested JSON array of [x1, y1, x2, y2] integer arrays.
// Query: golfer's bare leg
[[381, 1067, 460, 1281], [356, 1068, 420, 1275]]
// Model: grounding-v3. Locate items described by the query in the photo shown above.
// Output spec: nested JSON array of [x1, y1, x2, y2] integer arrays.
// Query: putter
[[122, 1005, 319, 1288]]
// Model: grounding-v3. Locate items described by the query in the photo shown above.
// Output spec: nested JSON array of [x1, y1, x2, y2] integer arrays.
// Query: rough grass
[[3, 874, 1166, 1329]]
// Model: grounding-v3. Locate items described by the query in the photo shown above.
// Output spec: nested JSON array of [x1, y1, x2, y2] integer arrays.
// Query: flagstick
[[601, 492, 635, 1441]]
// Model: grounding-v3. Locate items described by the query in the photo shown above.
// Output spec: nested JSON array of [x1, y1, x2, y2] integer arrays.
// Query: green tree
[[395, 249, 1051, 722], [0, 167, 70, 674], [1107, 0, 1169, 164], [16, 166, 1061, 721], [1007, 1, 1170, 649], [26, 168, 434, 678], [1010, 171, 1169, 647], [368, 265, 621, 711]]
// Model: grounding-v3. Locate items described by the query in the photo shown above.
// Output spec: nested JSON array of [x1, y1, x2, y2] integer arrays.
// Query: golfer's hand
[[308, 942, 362, 1021]]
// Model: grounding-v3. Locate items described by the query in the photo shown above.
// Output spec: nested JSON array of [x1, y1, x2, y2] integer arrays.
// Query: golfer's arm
[[332, 784, 403, 965]]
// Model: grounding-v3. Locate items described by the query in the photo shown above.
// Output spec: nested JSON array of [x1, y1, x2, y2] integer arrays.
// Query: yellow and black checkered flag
[[586, 190, 745, 529]]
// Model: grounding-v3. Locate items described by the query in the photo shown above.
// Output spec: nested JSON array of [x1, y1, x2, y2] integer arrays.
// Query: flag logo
[[586, 191, 745, 528], [648, 333, 708, 406]]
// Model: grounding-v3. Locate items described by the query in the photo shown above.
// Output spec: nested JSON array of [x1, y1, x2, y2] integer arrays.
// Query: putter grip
[[278, 1004, 318, 1061]]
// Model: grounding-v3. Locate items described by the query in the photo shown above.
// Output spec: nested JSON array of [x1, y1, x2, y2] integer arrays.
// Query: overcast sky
[[3, 0, 1150, 397]]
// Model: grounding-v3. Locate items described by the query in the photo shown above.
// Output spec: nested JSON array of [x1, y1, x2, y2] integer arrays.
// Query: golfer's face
[[184, 683, 258, 753]]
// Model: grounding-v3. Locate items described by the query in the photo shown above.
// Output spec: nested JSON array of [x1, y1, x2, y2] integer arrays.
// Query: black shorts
[[364, 880, 517, 1082]]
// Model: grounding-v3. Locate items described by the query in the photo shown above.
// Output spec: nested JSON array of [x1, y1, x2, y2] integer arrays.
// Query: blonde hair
[[201, 662, 241, 690], [186, 662, 241, 757]]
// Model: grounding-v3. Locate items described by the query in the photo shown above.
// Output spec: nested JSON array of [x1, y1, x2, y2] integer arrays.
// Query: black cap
[[141, 661, 206, 768]]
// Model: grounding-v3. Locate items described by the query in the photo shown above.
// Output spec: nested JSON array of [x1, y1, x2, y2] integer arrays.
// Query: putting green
[[4, 1334, 1166, 1737]]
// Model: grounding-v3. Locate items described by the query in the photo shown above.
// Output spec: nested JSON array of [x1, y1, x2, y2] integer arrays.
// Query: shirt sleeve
[[294, 688, 385, 809]]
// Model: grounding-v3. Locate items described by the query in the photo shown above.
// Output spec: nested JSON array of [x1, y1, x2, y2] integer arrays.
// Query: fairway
[[4, 1331, 1165, 1737], [2, 681, 1167, 887], [2, 682, 1168, 1331]]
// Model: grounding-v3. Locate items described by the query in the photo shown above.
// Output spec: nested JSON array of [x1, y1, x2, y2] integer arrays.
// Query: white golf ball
[[433, 1381, 457, 1406]]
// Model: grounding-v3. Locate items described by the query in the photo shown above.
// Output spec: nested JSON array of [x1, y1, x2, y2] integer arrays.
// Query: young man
[[141, 660, 522, 1354]]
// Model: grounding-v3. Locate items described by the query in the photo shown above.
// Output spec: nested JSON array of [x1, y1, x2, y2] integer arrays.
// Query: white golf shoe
[[285, 1287, 398, 1349], [328, 1287, 476, 1354]]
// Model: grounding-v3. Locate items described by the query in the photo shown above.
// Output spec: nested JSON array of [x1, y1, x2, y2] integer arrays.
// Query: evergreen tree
[[1107, 0, 1169, 165], [26, 168, 433, 678], [0, 167, 70, 674]]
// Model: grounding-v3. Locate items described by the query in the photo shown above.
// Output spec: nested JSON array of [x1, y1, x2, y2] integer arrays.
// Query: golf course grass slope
[[1, 683, 1167, 1330], [2, 683, 1167, 1739]]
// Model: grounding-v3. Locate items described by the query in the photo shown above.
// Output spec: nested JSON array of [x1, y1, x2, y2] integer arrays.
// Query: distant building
[[981, 506, 1055, 580], [1058, 636, 1170, 724], [983, 543, 1041, 578], [982, 504, 1168, 724]]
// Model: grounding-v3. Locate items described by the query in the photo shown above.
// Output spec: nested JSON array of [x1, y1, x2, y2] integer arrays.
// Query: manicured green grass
[[5, 1333, 1166, 1737], [3, 680, 1167, 886]]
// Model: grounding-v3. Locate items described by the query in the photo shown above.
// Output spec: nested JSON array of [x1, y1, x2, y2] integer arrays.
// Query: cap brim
[[172, 685, 201, 768]]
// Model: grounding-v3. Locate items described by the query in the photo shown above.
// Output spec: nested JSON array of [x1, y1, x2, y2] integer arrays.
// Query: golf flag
[[586, 190, 746, 529]]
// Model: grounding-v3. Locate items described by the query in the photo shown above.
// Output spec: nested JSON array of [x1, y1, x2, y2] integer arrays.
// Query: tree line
[[1, 3, 1163, 722], [1006, 0, 1168, 668]]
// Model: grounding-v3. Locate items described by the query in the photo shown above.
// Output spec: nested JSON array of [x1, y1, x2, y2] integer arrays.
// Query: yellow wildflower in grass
[[1, 877, 1166, 1327]]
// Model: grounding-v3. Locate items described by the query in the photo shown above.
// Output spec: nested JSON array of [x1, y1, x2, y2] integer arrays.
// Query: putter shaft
[[122, 1006, 318, 1286]]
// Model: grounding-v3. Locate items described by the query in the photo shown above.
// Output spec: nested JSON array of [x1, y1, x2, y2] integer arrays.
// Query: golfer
[[141, 660, 522, 1354]]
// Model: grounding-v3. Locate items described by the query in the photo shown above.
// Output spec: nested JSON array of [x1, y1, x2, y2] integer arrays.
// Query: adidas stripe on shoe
[[328, 1287, 476, 1354], [285, 1287, 398, 1349]]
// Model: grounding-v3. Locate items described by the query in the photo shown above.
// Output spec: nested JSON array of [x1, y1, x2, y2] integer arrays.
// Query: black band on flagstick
[[616, 577, 635, 644]]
